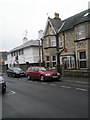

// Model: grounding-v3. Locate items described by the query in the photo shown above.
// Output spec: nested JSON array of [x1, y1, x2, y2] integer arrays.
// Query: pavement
[[61, 76, 88, 85]]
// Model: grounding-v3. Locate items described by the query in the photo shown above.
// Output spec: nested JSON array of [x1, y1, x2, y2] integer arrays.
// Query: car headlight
[[45, 74, 51, 76], [57, 73, 60, 76]]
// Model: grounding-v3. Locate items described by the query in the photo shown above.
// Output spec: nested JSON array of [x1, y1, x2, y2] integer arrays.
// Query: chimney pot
[[54, 13, 59, 19]]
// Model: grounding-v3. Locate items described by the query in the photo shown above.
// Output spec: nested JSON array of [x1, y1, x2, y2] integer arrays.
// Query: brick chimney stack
[[54, 13, 59, 19]]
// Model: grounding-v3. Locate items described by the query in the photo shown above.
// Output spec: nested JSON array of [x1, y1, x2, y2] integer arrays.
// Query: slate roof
[[49, 18, 63, 33], [60, 8, 90, 32], [49, 8, 90, 33], [9, 40, 41, 53]]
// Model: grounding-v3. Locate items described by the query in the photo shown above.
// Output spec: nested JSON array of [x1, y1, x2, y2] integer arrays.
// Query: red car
[[26, 66, 61, 81]]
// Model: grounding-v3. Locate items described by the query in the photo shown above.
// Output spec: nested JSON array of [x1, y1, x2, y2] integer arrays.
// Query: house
[[6, 39, 42, 68], [42, 9, 90, 77], [0, 51, 7, 65]]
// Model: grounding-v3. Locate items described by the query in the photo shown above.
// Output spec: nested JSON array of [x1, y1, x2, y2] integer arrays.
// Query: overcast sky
[[0, 0, 89, 51]]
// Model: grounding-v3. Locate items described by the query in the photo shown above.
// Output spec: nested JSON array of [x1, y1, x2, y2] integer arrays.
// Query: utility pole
[[37, 40, 41, 66], [56, 33, 60, 73]]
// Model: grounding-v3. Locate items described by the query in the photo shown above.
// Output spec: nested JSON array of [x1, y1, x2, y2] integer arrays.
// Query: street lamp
[[37, 40, 41, 66]]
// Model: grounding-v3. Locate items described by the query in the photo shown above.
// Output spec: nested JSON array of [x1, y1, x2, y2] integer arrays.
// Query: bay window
[[50, 36, 56, 47], [45, 37, 49, 47]]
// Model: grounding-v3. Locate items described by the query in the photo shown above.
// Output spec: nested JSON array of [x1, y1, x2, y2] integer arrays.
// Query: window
[[46, 56, 49, 62], [11, 52, 13, 57], [52, 56, 56, 61], [50, 36, 56, 47], [45, 37, 49, 47], [46, 56, 49, 68], [59, 35, 62, 48], [77, 24, 86, 40], [49, 24, 53, 34], [52, 55, 56, 68], [19, 49, 24, 55], [78, 51, 86, 68]]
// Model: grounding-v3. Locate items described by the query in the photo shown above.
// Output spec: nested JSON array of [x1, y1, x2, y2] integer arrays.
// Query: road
[[2, 75, 88, 118]]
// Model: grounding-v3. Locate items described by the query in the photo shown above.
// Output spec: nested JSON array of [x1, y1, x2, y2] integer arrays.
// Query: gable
[[44, 18, 57, 36]]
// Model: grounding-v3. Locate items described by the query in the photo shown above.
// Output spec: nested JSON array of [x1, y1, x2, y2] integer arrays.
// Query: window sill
[[74, 38, 89, 42], [44, 46, 56, 49]]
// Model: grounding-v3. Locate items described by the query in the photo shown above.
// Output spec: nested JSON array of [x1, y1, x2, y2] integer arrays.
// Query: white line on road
[[28, 81, 33, 82], [61, 86, 71, 89], [41, 83, 48, 85], [49, 84, 56, 86], [5, 90, 16, 96], [75, 88, 88, 92], [34, 81, 38, 83]]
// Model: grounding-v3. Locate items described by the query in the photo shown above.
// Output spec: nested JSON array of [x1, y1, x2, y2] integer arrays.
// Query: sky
[[0, 0, 89, 51]]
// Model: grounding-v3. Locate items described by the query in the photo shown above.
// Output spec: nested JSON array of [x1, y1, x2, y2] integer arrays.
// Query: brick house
[[42, 9, 90, 77]]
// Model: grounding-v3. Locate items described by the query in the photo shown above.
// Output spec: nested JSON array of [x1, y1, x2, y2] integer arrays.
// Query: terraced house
[[42, 9, 90, 77]]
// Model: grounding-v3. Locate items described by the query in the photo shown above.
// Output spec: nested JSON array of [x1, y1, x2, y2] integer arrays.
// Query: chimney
[[54, 13, 59, 19]]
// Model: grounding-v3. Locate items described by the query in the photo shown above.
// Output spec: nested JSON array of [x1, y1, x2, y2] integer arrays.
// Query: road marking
[[76, 81, 88, 84], [49, 84, 56, 86], [34, 81, 38, 83], [28, 81, 33, 82], [75, 88, 88, 92], [5, 90, 16, 96], [61, 86, 71, 89], [41, 83, 48, 85]]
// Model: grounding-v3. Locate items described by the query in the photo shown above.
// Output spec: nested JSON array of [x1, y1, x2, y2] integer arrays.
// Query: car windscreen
[[13, 68, 22, 72], [39, 67, 46, 71]]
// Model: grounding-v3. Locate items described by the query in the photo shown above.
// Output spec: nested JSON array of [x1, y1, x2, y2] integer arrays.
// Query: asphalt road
[[2, 75, 88, 118]]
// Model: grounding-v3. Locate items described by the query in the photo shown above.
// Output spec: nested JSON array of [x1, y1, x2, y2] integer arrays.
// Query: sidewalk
[[61, 76, 88, 85]]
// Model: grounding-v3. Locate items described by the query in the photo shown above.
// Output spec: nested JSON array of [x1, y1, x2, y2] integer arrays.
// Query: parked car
[[0, 74, 6, 94], [7, 67, 26, 78], [26, 66, 61, 81]]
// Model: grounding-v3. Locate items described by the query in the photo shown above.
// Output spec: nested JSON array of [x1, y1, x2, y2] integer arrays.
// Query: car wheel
[[58, 77, 62, 81], [7, 74, 9, 77], [13, 74, 15, 78], [27, 75, 31, 80], [40, 75, 44, 82]]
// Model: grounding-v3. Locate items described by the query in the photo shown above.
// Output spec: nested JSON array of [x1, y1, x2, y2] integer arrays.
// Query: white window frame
[[52, 55, 57, 68], [50, 36, 56, 47], [78, 51, 87, 69], [77, 24, 86, 40]]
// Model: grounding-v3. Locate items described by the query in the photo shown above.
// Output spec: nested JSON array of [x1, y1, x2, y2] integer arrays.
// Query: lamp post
[[37, 40, 41, 66]]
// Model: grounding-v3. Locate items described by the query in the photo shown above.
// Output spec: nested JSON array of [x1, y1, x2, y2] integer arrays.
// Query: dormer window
[[77, 24, 86, 40]]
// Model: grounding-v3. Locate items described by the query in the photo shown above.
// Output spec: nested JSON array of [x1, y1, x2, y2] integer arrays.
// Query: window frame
[[50, 36, 56, 47], [46, 56, 50, 68], [77, 24, 86, 40], [45, 36, 49, 47], [78, 51, 87, 69], [52, 55, 57, 68]]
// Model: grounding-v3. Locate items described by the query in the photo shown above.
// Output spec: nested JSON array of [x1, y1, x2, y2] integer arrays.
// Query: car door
[[30, 67, 35, 79], [8, 68, 13, 76], [33, 67, 39, 80]]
